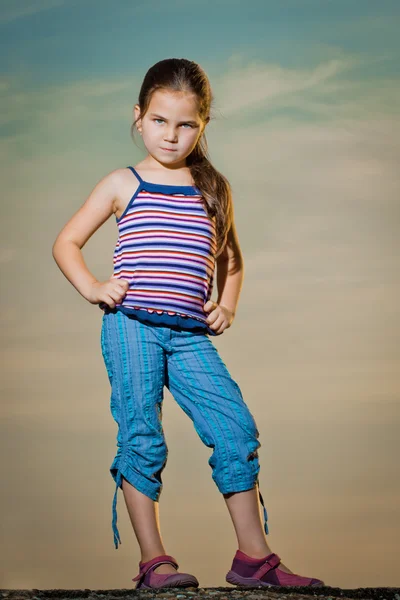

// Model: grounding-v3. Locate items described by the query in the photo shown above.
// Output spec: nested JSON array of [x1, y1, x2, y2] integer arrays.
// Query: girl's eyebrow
[[149, 113, 199, 125]]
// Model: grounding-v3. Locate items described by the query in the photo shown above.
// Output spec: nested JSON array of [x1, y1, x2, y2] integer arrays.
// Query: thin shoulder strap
[[126, 165, 143, 184]]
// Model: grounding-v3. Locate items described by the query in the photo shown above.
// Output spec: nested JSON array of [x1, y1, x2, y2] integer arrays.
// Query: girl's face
[[134, 89, 206, 166]]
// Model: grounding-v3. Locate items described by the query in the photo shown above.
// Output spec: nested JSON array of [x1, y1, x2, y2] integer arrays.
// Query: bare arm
[[52, 169, 128, 307], [216, 208, 244, 317]]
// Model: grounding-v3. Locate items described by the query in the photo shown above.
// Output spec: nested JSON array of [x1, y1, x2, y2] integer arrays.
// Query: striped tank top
[[110, 166, 218, 336]]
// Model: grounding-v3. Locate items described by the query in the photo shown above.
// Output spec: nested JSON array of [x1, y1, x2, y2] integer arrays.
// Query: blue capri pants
[[100, 309, 269, 549]]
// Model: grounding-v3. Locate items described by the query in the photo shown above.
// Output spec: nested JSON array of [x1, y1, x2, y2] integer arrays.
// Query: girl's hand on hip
[[203, 301, 234, 335], [86, 276, 129, 311]]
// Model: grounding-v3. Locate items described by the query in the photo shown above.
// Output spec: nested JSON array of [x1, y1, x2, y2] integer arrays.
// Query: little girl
[[52, 58, 324, 590]]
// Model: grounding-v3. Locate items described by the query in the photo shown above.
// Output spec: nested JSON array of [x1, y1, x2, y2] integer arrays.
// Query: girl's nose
[[164, 129, 178, 142]]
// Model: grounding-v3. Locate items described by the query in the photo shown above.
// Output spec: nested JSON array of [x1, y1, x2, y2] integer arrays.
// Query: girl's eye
[[153, 119, 192, 128]]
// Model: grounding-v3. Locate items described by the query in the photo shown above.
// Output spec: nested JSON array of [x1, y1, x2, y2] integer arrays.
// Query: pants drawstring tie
[[112, 473, 122, 549], [258, 488, 269, 535]]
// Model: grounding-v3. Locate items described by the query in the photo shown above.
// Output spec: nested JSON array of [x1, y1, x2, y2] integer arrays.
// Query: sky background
[[1, 0, 400, 590]]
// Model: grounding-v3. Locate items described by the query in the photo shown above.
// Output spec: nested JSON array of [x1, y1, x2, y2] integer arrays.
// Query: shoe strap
[[132, 554, 179, 582], [253, 553, 281, 579]]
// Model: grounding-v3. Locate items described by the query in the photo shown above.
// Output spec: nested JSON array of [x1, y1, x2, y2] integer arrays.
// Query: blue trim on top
[[108, 306, 218, 336], [116, 183, 142, 223], [127, 165, 143, 182], [126, 166, 201, 195]]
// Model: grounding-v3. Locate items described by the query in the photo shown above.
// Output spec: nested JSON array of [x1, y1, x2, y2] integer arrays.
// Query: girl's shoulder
[[108, 166, 141, 193]]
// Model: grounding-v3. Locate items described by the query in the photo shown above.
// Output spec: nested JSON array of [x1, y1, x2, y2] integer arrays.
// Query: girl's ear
[[133, 104, 142, 131]]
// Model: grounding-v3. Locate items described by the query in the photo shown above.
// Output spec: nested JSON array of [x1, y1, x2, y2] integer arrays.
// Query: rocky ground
[[1, 587, 399, 600]]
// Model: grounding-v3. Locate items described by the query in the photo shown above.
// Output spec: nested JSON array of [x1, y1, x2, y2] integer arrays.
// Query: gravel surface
[[1, 587, 400, 600]]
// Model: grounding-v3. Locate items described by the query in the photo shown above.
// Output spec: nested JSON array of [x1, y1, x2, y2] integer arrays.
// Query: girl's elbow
[[52, 234, 64, 257], [52, 234, 73, 260]]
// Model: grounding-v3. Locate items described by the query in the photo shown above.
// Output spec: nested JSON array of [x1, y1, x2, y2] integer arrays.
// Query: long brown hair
[[130, 58, 232, 260]]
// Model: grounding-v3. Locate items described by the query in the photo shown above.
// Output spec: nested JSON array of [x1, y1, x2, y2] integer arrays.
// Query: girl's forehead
[[148, 89, 199, 116]]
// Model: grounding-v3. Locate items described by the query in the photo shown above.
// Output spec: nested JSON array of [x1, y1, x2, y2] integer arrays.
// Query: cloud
[[212, 54, 400, 126], [0, 76, 135, 129], [213, 57, 357, 116]]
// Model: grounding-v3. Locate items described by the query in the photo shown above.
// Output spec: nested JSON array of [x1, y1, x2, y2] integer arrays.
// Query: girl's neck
[[135, 158, 193, 186]]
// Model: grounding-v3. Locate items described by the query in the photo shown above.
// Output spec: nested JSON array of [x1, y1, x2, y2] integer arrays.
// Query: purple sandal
[[132, 554, 199, 589], [226, 550, 325, 587]]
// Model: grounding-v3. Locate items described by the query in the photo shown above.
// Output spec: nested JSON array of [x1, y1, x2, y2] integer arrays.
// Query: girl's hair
[[131, 57, 233, 260]]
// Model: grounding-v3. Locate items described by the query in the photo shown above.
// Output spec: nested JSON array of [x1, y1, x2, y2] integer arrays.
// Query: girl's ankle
[[237, 547, 272, 560], [140, 551, 168, 564]]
